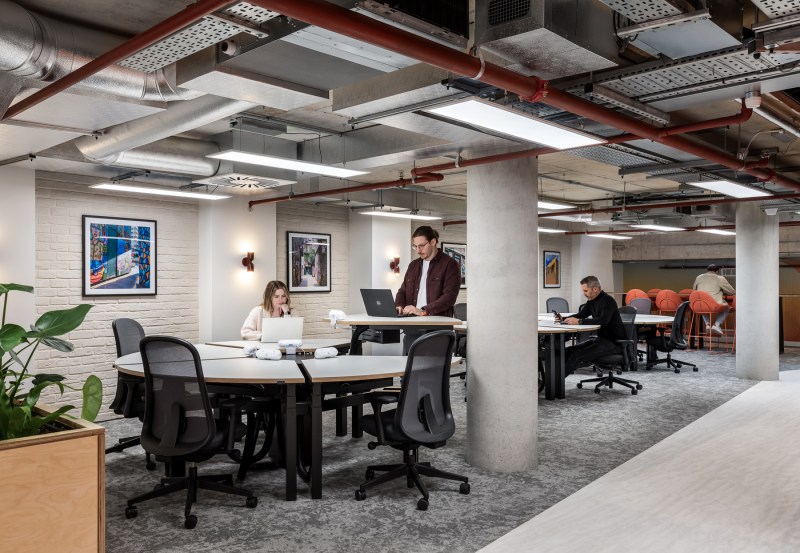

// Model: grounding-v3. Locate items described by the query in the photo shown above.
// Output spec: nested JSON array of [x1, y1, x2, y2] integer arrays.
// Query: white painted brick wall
[[35, 183, 199, 420], [276, 203, 351, 340]]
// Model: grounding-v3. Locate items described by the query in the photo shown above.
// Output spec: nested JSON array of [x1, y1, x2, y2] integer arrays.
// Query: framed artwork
[[82, 215, 156, 296], [543, 250, 561, 289], [441, 242, 467, 289], [287, 231, 331, 292]]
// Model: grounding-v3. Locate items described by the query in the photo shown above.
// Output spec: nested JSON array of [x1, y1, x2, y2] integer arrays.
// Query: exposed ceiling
[[4, 0, 800, 230]]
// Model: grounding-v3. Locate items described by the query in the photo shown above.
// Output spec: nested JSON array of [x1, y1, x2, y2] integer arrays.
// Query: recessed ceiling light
[[538, 200, 575, 210], [697, 228, 736, 236], [427, 99, 604, 150], [89, 183, 230, 200], [589, 233, 633, 240], [630, 224, 686, 232], [361, 211, 441, 221], [538, 227, 567, 233], [207, 150, 368, 179], [687, 180, 772, 198]]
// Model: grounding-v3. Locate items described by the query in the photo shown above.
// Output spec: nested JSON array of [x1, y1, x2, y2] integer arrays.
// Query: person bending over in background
[[692, 264, 735, 335], [241, 280, 295, 340]]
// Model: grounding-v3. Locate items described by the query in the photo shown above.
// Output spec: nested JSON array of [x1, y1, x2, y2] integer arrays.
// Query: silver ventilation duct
[[99, 138, 221, 177], [74, 95, 256, 166], [0, 0, 199, 103]]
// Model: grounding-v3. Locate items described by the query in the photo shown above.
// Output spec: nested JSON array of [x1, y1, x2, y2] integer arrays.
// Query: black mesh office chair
[[125, 337, 257, 529], [628, 297, 652, 314], [546, 297, 570, 315], [106, 319, 155, 470], [646, 301, 698, 373], [355, 331, 470, 510], [577, 306, 643, 395], [452, 302, 467, 380]]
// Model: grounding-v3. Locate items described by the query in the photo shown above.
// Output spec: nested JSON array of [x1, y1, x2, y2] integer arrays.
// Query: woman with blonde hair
[[241, 280, 295, 340]]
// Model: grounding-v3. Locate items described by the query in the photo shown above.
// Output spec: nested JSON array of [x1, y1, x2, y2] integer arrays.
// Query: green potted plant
[[0, 283, 106, 552]]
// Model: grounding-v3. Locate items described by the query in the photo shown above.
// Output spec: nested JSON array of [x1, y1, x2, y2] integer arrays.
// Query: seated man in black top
[[558, 275, 626, 376]]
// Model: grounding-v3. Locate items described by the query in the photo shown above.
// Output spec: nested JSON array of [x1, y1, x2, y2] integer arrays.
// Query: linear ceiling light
[[361, 211, 441, 221], [630, 224, 686, 232], [427, 99, 604, 149], [589, 233, 633, 240], [538, 200, 575, 210], [538, 227, 567, 233], [687, 180, 772, 198], [207, 150, 368, 178], [89, 183, 230, 200], [697, 228, 736, 235]]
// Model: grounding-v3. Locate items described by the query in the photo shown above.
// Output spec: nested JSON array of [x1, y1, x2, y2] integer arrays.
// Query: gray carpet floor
[[102, 349, 800, 553]]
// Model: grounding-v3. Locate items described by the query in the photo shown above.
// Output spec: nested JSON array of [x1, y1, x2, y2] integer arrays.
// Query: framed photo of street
[[287, 231, 331, 292], [82, 215, 156, 296], [543, 250, 561, 289], [441, 242, 466, 289]]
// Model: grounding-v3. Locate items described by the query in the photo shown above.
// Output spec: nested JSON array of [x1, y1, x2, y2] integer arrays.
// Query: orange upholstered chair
[[625, 289, 649, 306], [655, 290, 683, 315], [647, 288, 661, 300], [688, 290, 729, 351], [729, 295, 737, 352], [678, 289, 693, 301]]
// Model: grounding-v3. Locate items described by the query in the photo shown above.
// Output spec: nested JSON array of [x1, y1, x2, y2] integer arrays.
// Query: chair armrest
[[364, 391, 399, 443]]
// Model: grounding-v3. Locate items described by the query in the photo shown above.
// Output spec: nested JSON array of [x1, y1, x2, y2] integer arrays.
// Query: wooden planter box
[[0, 404, 105, 553]]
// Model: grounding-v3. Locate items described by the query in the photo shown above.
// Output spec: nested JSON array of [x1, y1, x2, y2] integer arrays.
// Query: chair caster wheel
[[153, 483, 164, 492], [184, 514, 197, 529], [594, 388, 600, 394], [146, 460, 156, 471], [365, 469, 375, 480], [674, 368, 680, 373], [229, 449, 243, 463], [459, 482, 470, 495], [367, 442, 378, 450], [417, 498, 429, 511], [693, 367, 699, 372], [636, 384, 642, 390], [246, 496, 258, 508], [355, 489, 367, 501], [576, 383, 583, 389], [676, 363, 682, 368], [125, 505, 137, 519], [631, 389, 638, 395]]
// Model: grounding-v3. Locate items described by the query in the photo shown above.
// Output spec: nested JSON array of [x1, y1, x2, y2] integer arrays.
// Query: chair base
[[105, 435, 155, 470], [355, 447, 469, 510], [646, 352, 698, 374], [578, 370, 642, 395], [126, 463, 257, 528]]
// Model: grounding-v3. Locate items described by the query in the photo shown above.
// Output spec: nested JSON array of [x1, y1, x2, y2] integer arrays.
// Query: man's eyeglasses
[[412, 241, 430, 251]]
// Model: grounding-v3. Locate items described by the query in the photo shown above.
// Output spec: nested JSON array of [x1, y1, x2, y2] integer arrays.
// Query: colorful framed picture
[[287, 231, 331, 292], [82, 215, 156, 296], [543, 250, 561, 289], [441, 242, 466, 289]]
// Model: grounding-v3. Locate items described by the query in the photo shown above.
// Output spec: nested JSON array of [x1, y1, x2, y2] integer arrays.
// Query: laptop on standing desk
[[360, 289, 416, 318], [260, 317, 304, 342]]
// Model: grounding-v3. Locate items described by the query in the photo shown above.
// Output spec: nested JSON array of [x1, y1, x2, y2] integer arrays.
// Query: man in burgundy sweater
[[395, 225, 461, 353]]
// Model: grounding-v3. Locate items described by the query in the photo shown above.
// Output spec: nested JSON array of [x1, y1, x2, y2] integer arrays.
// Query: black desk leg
[[352, 404, 363, 438], [335, 393, 347, 436], [556, 334, 566, 399], [545, 334, 556, 401], [285, 384, 297, 501], [311, 383, 323, 500], [350, 326, 368, 355]]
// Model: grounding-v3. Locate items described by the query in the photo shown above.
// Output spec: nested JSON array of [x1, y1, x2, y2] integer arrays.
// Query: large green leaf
[[0, 324, 27, 354], [28, 304, 92, 339], [41, 337, 74, 353], [31, 373, 66, 386], [0, 284, 34, 296], [27, 405, 73, 436], [81, 375, 103, 422]]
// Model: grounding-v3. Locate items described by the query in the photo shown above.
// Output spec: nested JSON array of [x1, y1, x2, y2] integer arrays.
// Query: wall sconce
[[241, 252, 254, 272], [389, 256, 400, 274]]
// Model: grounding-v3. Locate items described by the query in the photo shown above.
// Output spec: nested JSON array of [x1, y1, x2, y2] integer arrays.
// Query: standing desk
[[325, 314, 462, 355], [537, 323, 601, 399], [114, 347, 305, 501]]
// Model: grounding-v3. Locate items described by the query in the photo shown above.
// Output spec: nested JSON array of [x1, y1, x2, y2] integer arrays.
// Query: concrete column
[[466, 157, 538, 471], [735, 203, 779, 380]]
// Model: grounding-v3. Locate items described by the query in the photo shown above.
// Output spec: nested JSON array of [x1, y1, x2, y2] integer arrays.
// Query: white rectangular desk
[[207, 338, 351, 353]]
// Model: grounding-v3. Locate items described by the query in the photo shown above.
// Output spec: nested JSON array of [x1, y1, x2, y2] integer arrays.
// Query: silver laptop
[[260, 317, 304, 342]]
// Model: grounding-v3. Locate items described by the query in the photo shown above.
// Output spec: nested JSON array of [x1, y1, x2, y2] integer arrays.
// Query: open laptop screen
[[260, 317, 304, 342]]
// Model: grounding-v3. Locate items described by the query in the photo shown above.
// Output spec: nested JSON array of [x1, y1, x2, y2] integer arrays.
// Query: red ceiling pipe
[[657, 100, 752, 137], [248, 173, 444, 207], [410, 133, 637, 177], [254, 0, 800, 193], [3, 0, 233, 121]]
